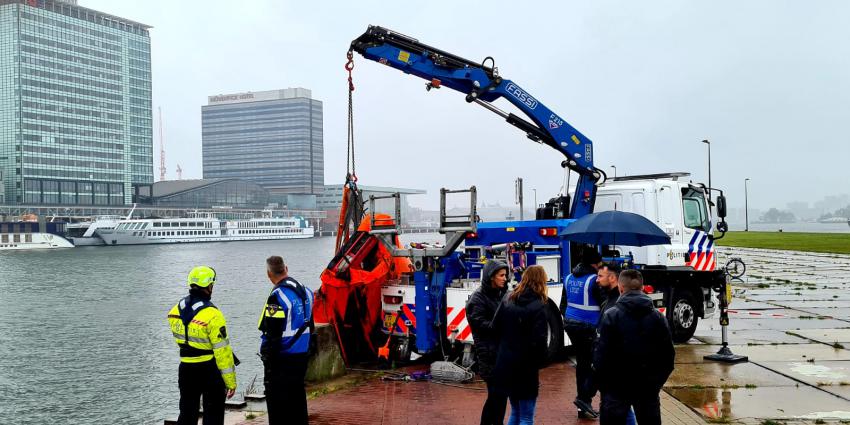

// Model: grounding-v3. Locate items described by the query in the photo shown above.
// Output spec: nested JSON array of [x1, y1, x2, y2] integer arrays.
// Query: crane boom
[[350, 25, 603, 218]]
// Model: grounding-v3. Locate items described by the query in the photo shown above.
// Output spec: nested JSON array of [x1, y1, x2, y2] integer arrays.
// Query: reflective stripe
[[571, 304, 601, 311], [172, 331, 209, 345], [212, 339, 230, 350], [274, 287, 293, 333], [582, 274, 594, 306], [179, 299, 186, 309], [220, 366, 235, 375], [191, 301, 205, 311]]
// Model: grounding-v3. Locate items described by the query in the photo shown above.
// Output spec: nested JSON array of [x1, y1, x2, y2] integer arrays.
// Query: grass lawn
[[717, 231, 850, 254]]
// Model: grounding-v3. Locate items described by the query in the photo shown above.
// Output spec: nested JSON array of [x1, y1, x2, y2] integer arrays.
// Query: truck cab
[[595, 172, 717, 271]]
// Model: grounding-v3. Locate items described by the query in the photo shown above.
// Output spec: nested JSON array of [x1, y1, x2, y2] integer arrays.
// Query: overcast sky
[[84, 0, 850, 211]]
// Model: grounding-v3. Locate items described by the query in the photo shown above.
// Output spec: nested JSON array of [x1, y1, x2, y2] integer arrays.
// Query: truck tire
[[544, 299, 565, 363], [668, 290, 698, 343]]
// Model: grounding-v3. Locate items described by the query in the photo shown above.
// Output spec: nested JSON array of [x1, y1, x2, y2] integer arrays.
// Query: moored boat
[[97, 214, 314, 245], [0, 221, 74, 250]]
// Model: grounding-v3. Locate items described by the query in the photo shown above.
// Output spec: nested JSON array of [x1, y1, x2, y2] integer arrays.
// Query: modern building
[[135, 178, 270, 209], [202, 88, 323, 196], [0, 0, 154, 205]]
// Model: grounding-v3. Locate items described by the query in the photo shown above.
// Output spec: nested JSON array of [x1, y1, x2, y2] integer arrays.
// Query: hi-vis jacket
[[564, 268, 601, 327], [167, 295, 237, 390], [259, 277, 314, 356]]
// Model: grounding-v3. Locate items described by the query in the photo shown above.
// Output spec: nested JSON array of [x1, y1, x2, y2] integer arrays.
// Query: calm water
[[0, 237, 341, 425]]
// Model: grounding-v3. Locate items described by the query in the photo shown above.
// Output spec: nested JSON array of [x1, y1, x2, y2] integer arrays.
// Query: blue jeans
[[507, 397, 536, 425], [627, 408, 637, 425]]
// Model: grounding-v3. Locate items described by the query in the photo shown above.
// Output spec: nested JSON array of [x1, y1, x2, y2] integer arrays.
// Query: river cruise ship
[[97, 216, 314, 245], [0, 221, 74, 250]]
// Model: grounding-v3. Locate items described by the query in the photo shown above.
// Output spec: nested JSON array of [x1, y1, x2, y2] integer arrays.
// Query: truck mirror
[[717, 221, 728, 233], [716, 195, 727, 218]]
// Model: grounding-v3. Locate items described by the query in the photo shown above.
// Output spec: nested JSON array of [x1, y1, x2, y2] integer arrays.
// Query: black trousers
[[565, 321, 598, 404], [480, 379, 507, 425], [600, 392, 661, 425], [264, 353, 309, 425], [178, 360, 226, 425]]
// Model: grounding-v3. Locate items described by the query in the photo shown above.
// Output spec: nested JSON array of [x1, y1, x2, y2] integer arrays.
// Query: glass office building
[[0, 0, 153, 205], [135, 178, 270, 209], [202, 88, 323, 195]]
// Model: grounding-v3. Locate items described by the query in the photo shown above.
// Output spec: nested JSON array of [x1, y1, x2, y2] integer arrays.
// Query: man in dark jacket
[[593, 270, 675, 425], [564, 249, 604, 418], [467, 259, 510, 425], [596, 263, 622, 318]]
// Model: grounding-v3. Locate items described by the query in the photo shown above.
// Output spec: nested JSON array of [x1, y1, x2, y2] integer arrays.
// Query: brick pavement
[[237, 361, 706, 424]]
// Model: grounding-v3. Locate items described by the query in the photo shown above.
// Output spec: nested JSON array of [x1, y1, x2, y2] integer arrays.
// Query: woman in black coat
[[492, 265, 550, 425], [466, 259, 509, 425]]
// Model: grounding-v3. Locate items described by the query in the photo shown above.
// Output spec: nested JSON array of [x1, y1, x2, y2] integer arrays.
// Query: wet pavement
[[229, 246, 850, 424], [676, 246, 850, 423]]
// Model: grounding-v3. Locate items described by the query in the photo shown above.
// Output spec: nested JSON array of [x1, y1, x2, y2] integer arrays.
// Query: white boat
[[66, 215, 122, 246], [0, 221, 74, 250], [97, 215, 314, 245]]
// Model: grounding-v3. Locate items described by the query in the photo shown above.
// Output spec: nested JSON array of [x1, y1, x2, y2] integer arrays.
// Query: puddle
[[665, 362, 797, 388], [789, 362, 848, 380], [668, 386, 850, 420]]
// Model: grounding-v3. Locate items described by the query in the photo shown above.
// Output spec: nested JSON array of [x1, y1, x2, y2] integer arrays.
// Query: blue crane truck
[[349, 26, 732, 364]]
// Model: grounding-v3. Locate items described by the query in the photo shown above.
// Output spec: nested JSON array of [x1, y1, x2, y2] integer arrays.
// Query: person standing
[[259, 256, 314, 425], [593, 270, 675, 425], [563, 249, 604, 418], [596, 263, 622, 318], [492, 265, 550, 425], [467, 259, 510, 425], [167, 266, 236, 425], [595, 263, 636, 425]]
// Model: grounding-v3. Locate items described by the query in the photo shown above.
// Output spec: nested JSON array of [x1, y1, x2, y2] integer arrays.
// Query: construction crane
[[158, 107, 166, 182]]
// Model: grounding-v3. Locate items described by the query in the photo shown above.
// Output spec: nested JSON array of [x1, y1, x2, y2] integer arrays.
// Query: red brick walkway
[[243, 361, 598, 425]]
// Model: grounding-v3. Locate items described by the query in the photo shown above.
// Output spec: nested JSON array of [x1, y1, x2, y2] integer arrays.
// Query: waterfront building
[[202, 88, 323, 197], [135, 178, 270, 209], [0, 0, 154, 205]]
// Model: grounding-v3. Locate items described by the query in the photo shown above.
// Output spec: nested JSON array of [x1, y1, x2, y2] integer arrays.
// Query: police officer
[[259, 255, 314, 425], [167, 266, 236, 425], [564, 249, 603, 419]]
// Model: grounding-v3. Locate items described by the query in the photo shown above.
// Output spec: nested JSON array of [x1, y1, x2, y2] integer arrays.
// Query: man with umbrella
[[560, 210, 673, 419]]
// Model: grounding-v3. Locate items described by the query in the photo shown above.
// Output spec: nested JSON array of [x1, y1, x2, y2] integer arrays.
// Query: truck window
[[594, 194, 623, 212], [682, 189, 710, 232]]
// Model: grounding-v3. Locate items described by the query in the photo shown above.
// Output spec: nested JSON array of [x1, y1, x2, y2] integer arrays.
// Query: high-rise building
[[202, 88, 323, 196], [0, 0, 153, 205]]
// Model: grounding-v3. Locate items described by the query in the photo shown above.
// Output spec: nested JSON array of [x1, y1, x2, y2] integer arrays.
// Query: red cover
[[313, 214, 411, 364]]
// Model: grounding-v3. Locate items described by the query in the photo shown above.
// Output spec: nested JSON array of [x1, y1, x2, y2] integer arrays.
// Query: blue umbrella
[[560, 210, 671, 246]]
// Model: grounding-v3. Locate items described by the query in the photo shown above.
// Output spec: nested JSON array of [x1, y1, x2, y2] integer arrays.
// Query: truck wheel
[[668, 291, 698, 343], [544, 299, 565, 363]]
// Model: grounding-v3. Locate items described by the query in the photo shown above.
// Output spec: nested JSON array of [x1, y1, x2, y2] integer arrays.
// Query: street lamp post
[[745, 178, 750, 232], [701, 140, 712, 189], [532, 188, 537, 209], [610, 165, 617, 179]]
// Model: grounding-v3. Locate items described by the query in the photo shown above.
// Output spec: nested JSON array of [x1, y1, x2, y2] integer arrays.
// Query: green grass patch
[[718, 231, 850, 254]]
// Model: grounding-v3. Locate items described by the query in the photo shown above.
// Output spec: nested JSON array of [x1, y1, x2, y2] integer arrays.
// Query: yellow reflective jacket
[[167, 297, 236, 390]]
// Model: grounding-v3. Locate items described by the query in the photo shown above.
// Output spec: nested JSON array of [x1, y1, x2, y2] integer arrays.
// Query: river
[[0, 236, 366, 424]]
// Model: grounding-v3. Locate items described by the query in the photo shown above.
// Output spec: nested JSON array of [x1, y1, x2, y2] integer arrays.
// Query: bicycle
[[724, 257, 746, 279]]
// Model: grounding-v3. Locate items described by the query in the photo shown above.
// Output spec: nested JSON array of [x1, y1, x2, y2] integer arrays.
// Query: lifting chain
[[345, 51, 357, 181]]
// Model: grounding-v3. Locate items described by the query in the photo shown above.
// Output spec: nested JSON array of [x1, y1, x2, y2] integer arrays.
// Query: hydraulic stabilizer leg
[[704, 278, 748, 363]]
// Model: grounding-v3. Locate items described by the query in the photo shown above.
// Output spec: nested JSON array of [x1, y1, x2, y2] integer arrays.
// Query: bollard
[[704, 277, 748, 363]]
